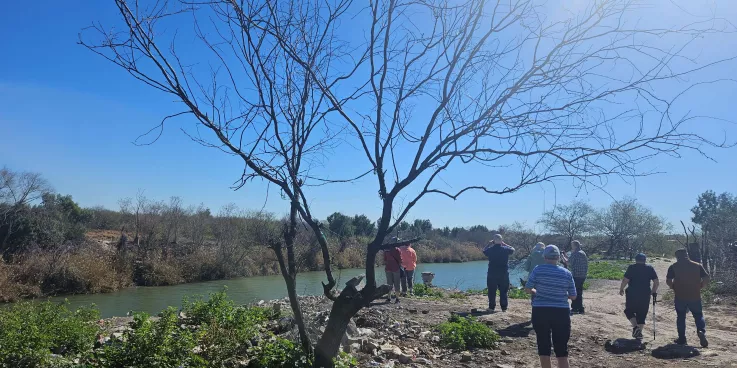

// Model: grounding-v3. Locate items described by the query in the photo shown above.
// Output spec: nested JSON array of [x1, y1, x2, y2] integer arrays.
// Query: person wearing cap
[[567, 240, 589, 314], [483, 233, 515, 312], [619, 253, 660, 339], [525, 245, 577, 368], [666, 248, 710, 347]]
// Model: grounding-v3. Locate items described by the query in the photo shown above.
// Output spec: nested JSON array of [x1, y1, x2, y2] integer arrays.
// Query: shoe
[[633, 327, 643, 340], [632, 327, 638, 338], [697, 330, 708, 348], [674, 337, 687, 345], [501, 308, 507, 313]]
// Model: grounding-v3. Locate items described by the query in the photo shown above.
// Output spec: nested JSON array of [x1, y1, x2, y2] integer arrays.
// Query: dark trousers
[[571, 277, 586, 312], [675, 298, 706, 338], [624, 293, 651, 324], [487, 272, 510, 311], [532, 307, 571, 357]]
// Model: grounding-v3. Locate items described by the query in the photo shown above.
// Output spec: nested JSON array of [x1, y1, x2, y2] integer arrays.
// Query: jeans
[[675, 298, 706, 338], [385, 271, 401, 295], [624, 293, 651, 324], [487, 272, 510, 310], [532, 307, 571, 357], [571, 277, 586, 312], [401, 269, 415, 294]]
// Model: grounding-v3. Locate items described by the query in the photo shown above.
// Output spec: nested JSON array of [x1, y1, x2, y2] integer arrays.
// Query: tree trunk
[[314, 292, 363, 367]]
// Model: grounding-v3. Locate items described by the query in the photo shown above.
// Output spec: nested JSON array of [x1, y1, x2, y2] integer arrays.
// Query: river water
[[51, 260, 528, 318]]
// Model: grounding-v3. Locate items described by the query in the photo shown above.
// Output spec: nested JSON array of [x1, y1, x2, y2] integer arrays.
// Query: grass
[[413, 283, 445, 298], [587, 261, 627, 280], [465, 287, 530, 299]]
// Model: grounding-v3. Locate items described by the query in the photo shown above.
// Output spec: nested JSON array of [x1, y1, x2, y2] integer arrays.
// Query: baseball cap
[[543, 245, 561, 259], [635, 253, 646, 262]]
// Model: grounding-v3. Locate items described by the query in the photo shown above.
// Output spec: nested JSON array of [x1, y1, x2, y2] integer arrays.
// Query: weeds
[[587, 261, 626, 280], [436, 315, 499, 351], [413, 283, 444, 298]]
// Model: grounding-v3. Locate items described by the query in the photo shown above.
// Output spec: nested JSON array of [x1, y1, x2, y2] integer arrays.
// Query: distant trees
[[539, 201, 595, 251], [594, 198, 667, 259], [691, 191, 737, 276], [1, 167, 52, 256]]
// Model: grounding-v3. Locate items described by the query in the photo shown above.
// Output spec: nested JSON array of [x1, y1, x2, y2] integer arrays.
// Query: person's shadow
[[651, 344, 700, 359], [497, 321, 534, 338]]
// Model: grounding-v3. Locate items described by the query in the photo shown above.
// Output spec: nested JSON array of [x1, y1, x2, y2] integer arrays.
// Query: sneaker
[[634, 327, 643, 340], [501, 308, 507, 313], [674, 337, 687, 345], [697, 330, 708, 348]]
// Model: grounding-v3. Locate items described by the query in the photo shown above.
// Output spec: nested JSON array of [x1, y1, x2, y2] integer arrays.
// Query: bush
[[98, 308, 202, 368], [587, 261, 626, 280], [507, 287, 529, 299], [436, 315, 499, 351], [413, 283, 444, 298], [248, 336, 311, 368], [333, 352, 358, 368], [0, 301, 100, 368]]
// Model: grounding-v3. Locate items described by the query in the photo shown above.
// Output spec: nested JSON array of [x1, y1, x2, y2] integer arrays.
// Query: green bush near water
[[0, 291, 330, 368], [413, 283, 444, 298], [587, 261, 627, 280], [436, 315, 499, 351]]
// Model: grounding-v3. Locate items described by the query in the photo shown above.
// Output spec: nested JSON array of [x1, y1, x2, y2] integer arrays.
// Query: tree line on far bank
[[3, 166, 735, 302]]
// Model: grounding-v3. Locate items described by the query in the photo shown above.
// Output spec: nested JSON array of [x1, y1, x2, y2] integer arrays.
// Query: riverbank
[[0, 238, 487, 303], [4, 259, 737, 367]]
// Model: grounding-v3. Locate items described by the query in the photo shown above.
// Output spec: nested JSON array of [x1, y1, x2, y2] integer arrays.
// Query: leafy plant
[[436, 315, 498, 351], [248, 336, 310, 368], [413, 283, 444, 298], [0, 301, 100, 368], [98, 308, 202, 368], [333, 352, 358, 368]]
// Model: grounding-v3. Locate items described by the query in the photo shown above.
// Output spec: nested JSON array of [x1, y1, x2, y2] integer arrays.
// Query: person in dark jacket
[[484, 234, 515, 312], [383, 240, 403, 304], [619, 253, 659, 339]]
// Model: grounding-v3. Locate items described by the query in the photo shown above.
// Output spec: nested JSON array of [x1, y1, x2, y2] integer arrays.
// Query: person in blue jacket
[[484, 234, 515, 312]]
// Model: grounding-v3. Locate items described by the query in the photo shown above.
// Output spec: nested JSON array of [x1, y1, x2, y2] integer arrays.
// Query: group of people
[[485, 235, 711, 368], [383, 238, 418, 303]]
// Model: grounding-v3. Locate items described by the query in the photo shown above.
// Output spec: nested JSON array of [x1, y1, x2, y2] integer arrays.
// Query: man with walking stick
[[619, 253, 660, 339]]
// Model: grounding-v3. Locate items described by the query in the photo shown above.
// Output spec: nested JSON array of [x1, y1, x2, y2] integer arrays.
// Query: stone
[[409, 309, 419, 314], [257, 300, 265, 306], [415, 357, 432, 365], [422, 310, 430, 314], [398, 353, 413, 364], [419, 331, 432, 340], [460, 351, 472, 362], [496, 365, 514, 368], [381, 344, 403, 358], [363, 339, 381, 354], [358, 327, 375, 337], [431, 335, 440, 343], [350, 343, 362, 353], [500, 349, 510, 356]]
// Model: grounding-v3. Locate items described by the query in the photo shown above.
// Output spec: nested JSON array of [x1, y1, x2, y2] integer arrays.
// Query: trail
[[362, 259, 737, 367]]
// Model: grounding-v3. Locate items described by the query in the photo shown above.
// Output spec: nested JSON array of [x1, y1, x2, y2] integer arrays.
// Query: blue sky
[[1, 1, 736, 230]]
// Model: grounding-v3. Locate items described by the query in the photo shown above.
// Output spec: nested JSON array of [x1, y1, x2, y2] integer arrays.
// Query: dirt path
[[356, 259, 737, 367]]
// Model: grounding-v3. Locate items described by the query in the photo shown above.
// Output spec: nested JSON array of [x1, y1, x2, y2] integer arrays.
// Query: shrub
[[507, 287, 529, 299], [99, 308, 202, 368], [587, 261, 626, 280], [248, 336, 311, 368], [413, 283, 444, 298], [436, 315, 498, 351], [0, 301, 100, 367], [333, 352, 358, 368]]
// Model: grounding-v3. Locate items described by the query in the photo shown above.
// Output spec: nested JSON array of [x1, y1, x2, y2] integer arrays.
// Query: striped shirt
[[526, 264, 577, 309], [568, 250, 589, 278]]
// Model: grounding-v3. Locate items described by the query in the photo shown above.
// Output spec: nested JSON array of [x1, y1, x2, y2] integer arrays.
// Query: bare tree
[[0, 167, 53, 256], [82, 0, 736, 365], [594, 198, 666, 259], [539, 201, 595, 251]]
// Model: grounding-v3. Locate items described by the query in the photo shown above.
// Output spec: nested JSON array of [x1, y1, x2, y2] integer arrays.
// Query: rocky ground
[[100, 259, 737, 367]]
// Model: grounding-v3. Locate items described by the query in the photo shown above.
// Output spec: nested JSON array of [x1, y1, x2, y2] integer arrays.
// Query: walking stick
[[652, 295, 657, 340]]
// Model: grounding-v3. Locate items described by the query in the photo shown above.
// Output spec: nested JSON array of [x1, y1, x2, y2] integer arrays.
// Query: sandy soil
[[355, 259, 737, 367]]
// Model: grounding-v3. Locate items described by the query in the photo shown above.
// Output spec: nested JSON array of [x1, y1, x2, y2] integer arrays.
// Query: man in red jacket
[[384, 238, 403, 303]]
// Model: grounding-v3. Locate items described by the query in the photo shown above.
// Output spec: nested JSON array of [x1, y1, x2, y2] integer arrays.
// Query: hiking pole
[[652, 294, 657, 340]]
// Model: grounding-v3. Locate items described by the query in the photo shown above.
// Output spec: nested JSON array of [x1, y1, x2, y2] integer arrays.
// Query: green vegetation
[[587, 261, 627, 280], [436, 315, 499, 351], [0, 291, 334, 368], [465, 287, 529, 299], [412, 283, 444, 298]]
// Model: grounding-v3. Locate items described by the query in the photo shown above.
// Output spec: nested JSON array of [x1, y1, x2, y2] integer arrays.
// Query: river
[[51, 260, 528, 318]]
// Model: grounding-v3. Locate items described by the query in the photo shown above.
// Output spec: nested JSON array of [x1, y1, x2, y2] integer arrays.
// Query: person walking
[[383, 239, 403, 303], [666, 249, 710, 347], [568, 240, 589, 314], [525, 245, 577, 368], [399, 243, 417, 296], [483, 234, 515, 313], [619, 253, 660, 339]]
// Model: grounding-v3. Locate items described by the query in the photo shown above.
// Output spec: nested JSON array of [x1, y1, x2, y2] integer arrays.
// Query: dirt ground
[[355, 259, 737, 367]]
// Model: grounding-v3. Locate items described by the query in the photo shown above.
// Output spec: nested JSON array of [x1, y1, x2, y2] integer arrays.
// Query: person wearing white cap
[[525, 245, 577, 368]]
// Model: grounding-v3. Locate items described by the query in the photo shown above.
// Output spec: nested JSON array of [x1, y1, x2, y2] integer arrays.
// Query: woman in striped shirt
[[525, 245, 577, 368]]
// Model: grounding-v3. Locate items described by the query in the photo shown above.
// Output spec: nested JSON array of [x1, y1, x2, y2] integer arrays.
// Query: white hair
[[493, 234, 503, 241]]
